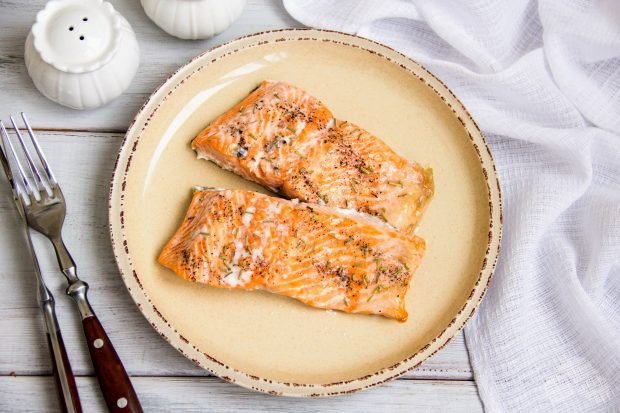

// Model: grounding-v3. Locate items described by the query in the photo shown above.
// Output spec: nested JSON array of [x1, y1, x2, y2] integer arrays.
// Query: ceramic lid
[[31, 0, 122, 73]]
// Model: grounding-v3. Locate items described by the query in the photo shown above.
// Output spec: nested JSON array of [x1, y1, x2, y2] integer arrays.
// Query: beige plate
[[109, 29, 502, 397]]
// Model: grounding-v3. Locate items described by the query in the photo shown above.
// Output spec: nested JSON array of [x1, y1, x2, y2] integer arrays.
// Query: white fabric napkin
[[283, 1, 620, 411]]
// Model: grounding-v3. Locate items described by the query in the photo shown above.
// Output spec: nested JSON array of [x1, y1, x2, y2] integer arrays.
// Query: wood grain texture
[[0, 0, 303, 131], [0, 1, 481, 410], [0, 377, 483, 413], [0, 131, 473, 381], [81, 315, 143, 412]]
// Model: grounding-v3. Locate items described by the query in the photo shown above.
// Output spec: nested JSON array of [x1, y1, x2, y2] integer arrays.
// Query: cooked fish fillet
[[158, 188, 426, 321], [191, 80, 434, 232], [191, 80, 334, 192]]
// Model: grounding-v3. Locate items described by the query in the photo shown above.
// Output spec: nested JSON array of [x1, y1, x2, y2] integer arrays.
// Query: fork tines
[[0, 113, 58, 202]]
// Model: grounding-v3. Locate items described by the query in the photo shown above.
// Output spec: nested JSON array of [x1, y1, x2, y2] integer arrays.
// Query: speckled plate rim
[[109, 29, 502, 397]]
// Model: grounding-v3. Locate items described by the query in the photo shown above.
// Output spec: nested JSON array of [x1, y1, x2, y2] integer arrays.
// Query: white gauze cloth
[[283, 1, 620, 411]]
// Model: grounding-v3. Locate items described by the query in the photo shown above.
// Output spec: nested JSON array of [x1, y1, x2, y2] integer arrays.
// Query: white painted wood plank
[[0, 1, 480, 409], [0, 0, 303, 131], [0, 131, 473, 380], [0, 308, 471, 380], [0, 376, 483, 413]]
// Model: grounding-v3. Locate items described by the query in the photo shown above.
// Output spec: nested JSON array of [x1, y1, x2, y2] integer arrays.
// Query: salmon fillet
[[191, 80, 434, 232], [158, 188, 426, 321]]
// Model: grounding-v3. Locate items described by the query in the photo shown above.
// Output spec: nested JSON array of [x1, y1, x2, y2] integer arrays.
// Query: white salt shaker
[[25, 0, 140, 110], [141, 0, 247, 40]]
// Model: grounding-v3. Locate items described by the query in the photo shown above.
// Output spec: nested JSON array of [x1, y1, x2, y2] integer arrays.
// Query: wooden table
[[0, 1, 483, 411]]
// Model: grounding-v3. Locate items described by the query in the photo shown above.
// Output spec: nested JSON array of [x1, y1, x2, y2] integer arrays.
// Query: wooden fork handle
[[82, 315, 143, 413]]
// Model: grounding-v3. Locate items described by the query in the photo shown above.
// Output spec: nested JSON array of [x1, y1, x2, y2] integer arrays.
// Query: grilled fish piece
[[158, 188, 426, 321], [191, 80, 433, 232]]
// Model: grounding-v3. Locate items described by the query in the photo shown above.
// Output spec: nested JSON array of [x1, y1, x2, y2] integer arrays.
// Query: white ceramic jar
[[141, 0, 247, 40], [25, 0, 140, 110]]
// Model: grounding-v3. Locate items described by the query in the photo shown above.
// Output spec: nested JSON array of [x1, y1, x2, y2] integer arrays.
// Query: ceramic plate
[[109, 29, 502, 397]]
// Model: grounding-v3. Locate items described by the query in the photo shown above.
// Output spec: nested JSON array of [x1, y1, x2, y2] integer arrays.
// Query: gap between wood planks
[[28, 127, 129, 135], [0, 364, 473, 381], [0, 373, 472, 381]]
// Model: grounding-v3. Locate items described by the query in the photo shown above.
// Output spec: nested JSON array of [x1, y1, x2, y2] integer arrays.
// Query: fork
[[0, 123, 82, 413], [3, 113, 143, 413]]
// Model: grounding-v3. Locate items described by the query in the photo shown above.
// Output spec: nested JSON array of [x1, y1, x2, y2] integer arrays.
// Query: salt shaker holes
[[69, 17, 87, 38], [25, 0, 141, 109]]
